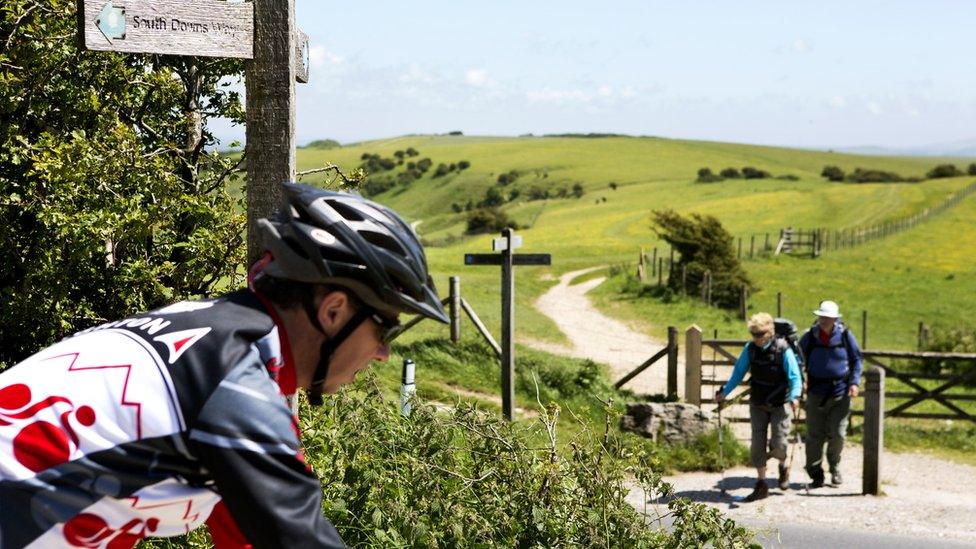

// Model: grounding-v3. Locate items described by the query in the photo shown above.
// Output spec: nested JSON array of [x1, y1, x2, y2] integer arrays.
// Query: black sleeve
[[188, 359, 343, 549]]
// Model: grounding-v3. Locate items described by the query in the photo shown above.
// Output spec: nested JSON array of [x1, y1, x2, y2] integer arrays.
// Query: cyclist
[[0, 182, 447, 548]]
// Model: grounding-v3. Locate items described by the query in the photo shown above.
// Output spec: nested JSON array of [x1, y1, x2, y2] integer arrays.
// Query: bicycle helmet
[[257, 182, 448, 324]]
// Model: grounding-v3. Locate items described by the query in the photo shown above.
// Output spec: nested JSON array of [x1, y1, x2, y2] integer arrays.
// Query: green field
[[296, 135, 976, 352]]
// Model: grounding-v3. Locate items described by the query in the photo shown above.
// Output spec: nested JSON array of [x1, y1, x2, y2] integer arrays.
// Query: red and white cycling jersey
[[0, 290, 343, 548]]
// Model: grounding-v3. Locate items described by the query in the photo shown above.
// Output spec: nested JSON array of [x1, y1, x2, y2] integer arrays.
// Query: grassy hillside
[[296, 135, 975, 352]]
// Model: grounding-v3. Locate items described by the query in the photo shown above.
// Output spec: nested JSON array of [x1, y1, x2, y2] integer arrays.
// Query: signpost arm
[[501, 228, 516, 421], [246, 0, 296, 263]]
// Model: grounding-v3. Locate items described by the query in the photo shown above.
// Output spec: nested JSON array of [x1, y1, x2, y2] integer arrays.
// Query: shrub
[[968, 163, 976, 176], [571, 183, 585, 198], [406, 147, 420, 157], [821, 165, 845, 182], [451, 203, 463, 213], [847, 168, 904, 183], [527, 186, 549, 201], [458, 160, 471, 170], [608, 182, 618, 190], [447, 130, 463, 136], [776, 174, 800, 181], [507, 188, 521, 201], [915, 327, 976, 384], [432, 163, 451, 178], [719, 168, 741, 179], [417, 158, 433, 173], [740, 166, 771, 179], [651, 210, 755, 309], [466, 207, 518, 234], [305, 139, 341, 149], [696, 167, 723, 183], [362, 177, 396, 197], [497, 170, 520, 186], [926, 164, 963, 179], [478, 187, 505, 208]]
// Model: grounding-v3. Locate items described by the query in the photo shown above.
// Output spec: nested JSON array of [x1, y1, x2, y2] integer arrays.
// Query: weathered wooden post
[[657, 257, 664, 286], [764, 232, 770, 252], [685, 326, 702, 405], [449, 276, 461, 343], [737, 237, 742, 259], [651, 247, 658, 278], [247, 0, 298, 263], [862, 366, 885, 495], [681, 264, 687, 294], [777, 291, 783, 318], [464, 231, 551, 421], [739, 285, 747, 320], [637, 247, 646, 282], [500, 228, 515, 421], [861, 310, 868, 349], [667, 326, 678, 400], [750, 235, 755, 259]]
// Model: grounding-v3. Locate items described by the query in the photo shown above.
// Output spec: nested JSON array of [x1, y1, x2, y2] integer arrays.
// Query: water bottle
[[400, 358, 416, 417]]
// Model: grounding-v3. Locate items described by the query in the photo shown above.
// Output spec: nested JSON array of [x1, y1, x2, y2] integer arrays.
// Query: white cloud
[[399, 65, 437, 85], [308, 45, 343, 69], [525, 88, 591, 104], [620, 86, 637, 99], [867, 101, 884, 115], [828, 95, 846, 108], [793, 39, 811, 53], [465, 69, 490, 87], [597, 85, 614, 97]]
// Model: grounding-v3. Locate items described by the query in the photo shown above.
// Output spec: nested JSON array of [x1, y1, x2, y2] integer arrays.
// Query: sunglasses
[[370, 312, 404, 345], [749, 331, 767, 338]]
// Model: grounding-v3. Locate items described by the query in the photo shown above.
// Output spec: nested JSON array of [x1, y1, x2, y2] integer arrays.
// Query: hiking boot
[[743, 480, 769, 502], [809, 470, 825, 488], [831, 470, 843, 486], [778, 463, 790, 490]]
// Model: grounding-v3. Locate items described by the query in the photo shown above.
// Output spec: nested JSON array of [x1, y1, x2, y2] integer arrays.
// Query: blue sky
[[213, 0, 976, 150]]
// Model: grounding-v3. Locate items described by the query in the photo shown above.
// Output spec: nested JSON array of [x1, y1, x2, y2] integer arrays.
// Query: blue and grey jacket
[[799, 322, 863, 397]]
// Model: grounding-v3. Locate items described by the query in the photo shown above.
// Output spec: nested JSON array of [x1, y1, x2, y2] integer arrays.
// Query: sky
[[211, 0, 976, 151]]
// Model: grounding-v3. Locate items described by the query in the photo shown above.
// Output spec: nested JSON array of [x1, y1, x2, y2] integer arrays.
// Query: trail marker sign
[[79, 0, 255, 58], [464, 229, 552, 421]]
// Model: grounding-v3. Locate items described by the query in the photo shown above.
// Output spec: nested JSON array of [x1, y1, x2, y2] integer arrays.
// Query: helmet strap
[[306, 306, 373, 405]]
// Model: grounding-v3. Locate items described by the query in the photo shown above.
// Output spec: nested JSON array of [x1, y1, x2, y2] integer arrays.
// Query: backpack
[[801, 321, 857, 405], [773, 317, 804, 368]]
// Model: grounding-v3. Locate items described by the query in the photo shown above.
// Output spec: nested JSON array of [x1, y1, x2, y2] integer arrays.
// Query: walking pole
[[786, 405, 808, 495], [718, 401, 726, 496]]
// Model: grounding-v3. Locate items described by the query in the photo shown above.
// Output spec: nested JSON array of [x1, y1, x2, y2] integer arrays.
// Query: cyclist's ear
[[316, 290, 353, 335]]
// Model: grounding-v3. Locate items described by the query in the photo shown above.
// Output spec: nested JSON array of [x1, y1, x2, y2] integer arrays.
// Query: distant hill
[[837, 138, 976, 158]]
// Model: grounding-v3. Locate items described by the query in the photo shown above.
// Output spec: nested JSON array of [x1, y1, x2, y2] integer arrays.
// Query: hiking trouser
[[749, 403, 791, 468], [804, 394, 851, 477]]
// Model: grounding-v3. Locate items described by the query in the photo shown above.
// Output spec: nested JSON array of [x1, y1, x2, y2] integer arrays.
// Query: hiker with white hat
[[799, 299, 864, 488]]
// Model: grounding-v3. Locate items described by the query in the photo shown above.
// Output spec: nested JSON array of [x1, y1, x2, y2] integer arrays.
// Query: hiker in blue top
[[799, 299, 863, 488], [716, 312, 802, 502]]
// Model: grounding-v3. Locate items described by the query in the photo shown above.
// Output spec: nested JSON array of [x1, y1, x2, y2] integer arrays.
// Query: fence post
[[739, 285, 747, 320], [765, 232, 770, 252], [637, 247, 646, 282], [737, 237, 742, 259], [685, 325, 702, 405], [658, 257, 664, 286], [667, 326, 678, 400], [449, 276, 461, 343], [651, 247, 658, 278], [681, 264, 687, 294], [862, 366, 885, 495], [750, 235, 755, 259], [777, 292, 782, 318], [861, 310, 868, 349]]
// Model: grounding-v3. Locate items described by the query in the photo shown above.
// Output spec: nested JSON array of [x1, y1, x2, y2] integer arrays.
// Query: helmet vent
[[282, 235, 310, 260], [330, 200, 366, 222], [361, 230, 405, 256]]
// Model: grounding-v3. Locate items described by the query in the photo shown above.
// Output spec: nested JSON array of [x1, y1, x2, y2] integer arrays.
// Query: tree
[[696, 168, 722, 183], [466, 207, 517, 235], [719, 168, 741, 179], [968, 163, 976, 176], [478, 187, 505, 208], [0, 0, 247, 366], [740, 166, 770, 179], [821, 166, 846, 181], [608, 182, 618, 190], [926, 164, 963, 179], [651, 210, 754, 309], [571, 182, 585, 198]]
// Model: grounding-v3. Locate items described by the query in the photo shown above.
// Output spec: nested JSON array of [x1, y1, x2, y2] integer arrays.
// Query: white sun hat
[[813, 300, 842, 318]]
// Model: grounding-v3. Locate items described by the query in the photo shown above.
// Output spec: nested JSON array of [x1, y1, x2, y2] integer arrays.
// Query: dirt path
[[528, 267, 682, 396], [629, 443, 976, 544]]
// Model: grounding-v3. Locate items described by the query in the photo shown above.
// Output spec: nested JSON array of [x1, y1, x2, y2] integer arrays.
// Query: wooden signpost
[[78, 0, 255, 58], [464, 229, 552, 421], [78, 0, 310, 264]]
